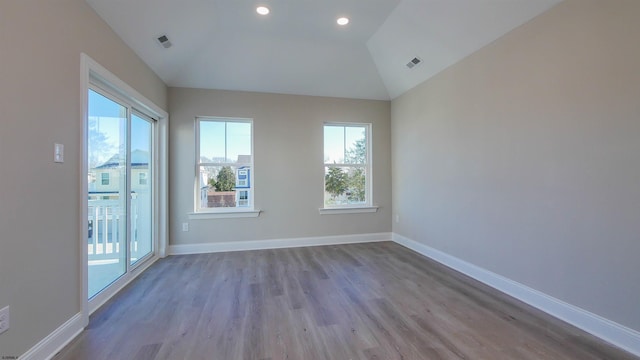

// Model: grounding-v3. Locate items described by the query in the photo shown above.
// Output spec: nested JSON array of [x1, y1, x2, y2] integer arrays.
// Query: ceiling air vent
[[406, 57, 422, 69], [156, 34, 172, 49]]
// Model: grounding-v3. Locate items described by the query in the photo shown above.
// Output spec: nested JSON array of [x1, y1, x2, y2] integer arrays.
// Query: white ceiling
[[86, 0, 561, 100]]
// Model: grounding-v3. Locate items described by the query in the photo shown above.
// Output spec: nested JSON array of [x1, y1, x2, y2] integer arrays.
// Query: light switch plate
[[54, 143, 64, 163]]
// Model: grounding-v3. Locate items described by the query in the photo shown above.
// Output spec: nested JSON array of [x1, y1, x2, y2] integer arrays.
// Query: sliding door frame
[[80, 53, 168, 326]]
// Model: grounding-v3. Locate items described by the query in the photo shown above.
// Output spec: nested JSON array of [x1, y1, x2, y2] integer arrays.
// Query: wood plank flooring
[[54, 242, 637, 360]]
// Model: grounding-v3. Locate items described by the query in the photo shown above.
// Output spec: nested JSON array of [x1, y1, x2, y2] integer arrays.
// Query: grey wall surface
[[169, 88, 391, 246], [4, 0, 638, 356], [0, 0, 167, 356], [392, 0, 640, 331]]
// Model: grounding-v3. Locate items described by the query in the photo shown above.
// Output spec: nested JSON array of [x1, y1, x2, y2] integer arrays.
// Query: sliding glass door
[[130, 113, 154, 265], [87, 88, 155, 299]]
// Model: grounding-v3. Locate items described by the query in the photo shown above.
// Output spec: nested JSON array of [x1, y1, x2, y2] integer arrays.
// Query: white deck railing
[[87, 197, 138, 261]]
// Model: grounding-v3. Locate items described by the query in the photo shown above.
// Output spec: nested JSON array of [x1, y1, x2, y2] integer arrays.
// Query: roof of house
[[94, 149, 150, 169]]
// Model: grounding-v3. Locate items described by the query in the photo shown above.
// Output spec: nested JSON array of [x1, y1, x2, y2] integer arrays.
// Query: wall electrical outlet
[[0, 306, 9, 335], [182, 222, 189, 232]]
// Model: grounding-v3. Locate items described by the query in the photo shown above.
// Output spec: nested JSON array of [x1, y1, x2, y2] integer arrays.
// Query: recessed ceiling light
[[256, 6, 270, 15], [337, 17, 349, 26]]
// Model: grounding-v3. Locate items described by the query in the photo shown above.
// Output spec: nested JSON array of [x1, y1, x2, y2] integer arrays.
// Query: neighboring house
[[89, 149, 150, 196], [235, 167, 250, 207], [199, 174, 209, 209], [202, 167, 250, 208], [199, 155, 252, 208]]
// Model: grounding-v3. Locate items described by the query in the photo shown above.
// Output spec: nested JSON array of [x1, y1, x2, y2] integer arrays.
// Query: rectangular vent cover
[[156, 35, 172, 49], [406, 57, 422, 69]]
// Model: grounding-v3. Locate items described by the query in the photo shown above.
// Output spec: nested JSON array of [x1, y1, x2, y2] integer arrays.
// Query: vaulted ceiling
[[86, 0, 561, 100]]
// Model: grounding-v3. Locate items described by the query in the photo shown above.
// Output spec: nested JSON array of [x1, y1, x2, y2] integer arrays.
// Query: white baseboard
[[392, 233, 640, 357], [169, 232, 392, 255], [20, 312, 83, 360], [27, 232, 637, 359], [20, 234, 389, 359]]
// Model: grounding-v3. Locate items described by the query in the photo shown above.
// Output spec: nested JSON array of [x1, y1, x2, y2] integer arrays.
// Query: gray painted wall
[[3, 0, 638, 356], [169, 88, 392, 246], [0, 0, 167, 356], [391, 0, 640, 332]]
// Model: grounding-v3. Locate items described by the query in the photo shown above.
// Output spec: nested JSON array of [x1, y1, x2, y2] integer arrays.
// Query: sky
[[88, 89, 151, 163], [199, 120, 251, 163], [324, 125, 365, 164]]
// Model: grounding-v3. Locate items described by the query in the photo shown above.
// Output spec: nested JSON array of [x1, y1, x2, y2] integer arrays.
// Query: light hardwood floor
[[55, 242, 637, 359]]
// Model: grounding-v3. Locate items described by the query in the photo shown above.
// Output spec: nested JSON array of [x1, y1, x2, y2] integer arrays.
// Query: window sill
[[189, 209, 261, 219], [318, 206, 379, 215]]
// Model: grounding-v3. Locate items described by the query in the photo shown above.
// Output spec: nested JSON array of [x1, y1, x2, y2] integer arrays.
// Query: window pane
[[200, 121, 225, 162], [198, 165, 252, 209], [226, 122, 252, 163], [87, 89, 127, 299], [101, 173, 109, 185], [324, 166, 367, 206], [324, 125, 345, 164], [196, 118, 253, 211], [345, 126, 366, 164], [131, 114, 153, 265]]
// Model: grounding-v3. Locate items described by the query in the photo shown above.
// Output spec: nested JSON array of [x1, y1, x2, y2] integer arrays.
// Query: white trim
[[83, 56, 166, 117], [189, 209, 261, 219], [392, 233, 640, 357], [20, 313, 83, 360], [169, 232, 391, 255], [157, 110, 169, 258], [194, 117, 255, 212], [319, 206, 379, 215], [80, 53, 169, 324], [80, 54, 90, 328], [323, 122, 373, 208], [21, 257, 159, 359]]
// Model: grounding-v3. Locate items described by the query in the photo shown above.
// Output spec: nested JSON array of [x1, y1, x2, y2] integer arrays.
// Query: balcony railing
[[87, 196, 139, 262]]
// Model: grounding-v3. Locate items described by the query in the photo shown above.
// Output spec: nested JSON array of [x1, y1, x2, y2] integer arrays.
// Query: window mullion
[[324, 163, 365, 167], [343, 126, 347, 163], [224, 122, 228, 163]]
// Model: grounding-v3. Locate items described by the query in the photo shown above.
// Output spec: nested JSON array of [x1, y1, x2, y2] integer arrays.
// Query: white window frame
[[80, 53, 169, 324], [191, 117, 259, 219], [320, 122, 377, 215]]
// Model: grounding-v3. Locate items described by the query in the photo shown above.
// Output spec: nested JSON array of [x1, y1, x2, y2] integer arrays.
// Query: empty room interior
[[1, 0, 640, 359]]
